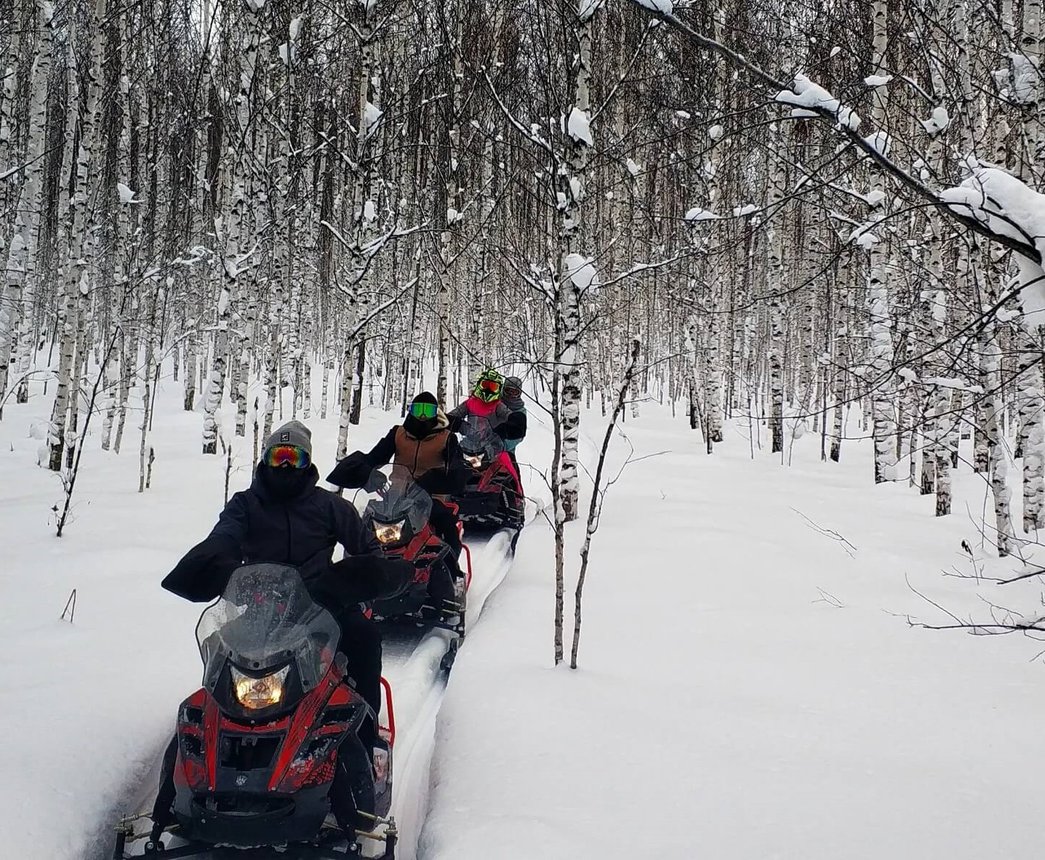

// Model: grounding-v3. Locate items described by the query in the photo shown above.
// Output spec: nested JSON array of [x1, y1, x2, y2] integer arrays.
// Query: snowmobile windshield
[[357, 466, 432, 533], [196, 563, 340, 692], [458, 415, 505, 460]]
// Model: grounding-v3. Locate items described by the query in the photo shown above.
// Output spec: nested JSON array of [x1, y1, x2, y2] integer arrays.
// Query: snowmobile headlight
[[374, 520, 404, 545], [231, 665, 289, 710], [466, 454, 483, 469]]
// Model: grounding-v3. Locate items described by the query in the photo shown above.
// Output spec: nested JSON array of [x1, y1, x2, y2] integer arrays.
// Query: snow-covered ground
[[422, 413, 1045, 858], [3, 370, 1045, 859]]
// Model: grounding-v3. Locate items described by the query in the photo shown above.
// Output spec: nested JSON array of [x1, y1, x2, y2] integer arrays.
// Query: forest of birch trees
[[1, 0, 1043, 555]]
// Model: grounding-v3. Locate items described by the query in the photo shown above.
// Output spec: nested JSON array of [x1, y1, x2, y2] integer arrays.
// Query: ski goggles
[[409, 401, 438, 419], [475, 378, 502, 397], [264, 445, 310, 469]]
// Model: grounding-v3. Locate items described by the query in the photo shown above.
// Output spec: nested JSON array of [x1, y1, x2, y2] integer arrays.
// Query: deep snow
[[3, 369, 1045, 859]]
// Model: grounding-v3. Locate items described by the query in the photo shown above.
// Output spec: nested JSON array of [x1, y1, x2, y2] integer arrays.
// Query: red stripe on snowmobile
[[267, 662, 344, 791], [379, 676, 396, 747]]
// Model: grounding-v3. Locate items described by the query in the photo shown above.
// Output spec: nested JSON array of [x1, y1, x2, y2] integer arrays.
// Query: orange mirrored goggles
[[264, 445, 310, 469]]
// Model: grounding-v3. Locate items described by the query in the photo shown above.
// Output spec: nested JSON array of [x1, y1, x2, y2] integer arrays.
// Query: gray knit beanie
[[264, 420, 313, 457]]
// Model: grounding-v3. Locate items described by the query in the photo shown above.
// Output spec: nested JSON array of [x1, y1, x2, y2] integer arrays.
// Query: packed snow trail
[[97, 528, 518, 860], [377, 529, 517, 857]]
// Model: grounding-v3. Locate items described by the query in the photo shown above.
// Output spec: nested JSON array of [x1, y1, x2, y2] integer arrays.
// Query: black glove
[[311, 556, 414, 608], [364, 471, 389, 493], [326, 451, 370, 489], [162, 538, 240, 602]]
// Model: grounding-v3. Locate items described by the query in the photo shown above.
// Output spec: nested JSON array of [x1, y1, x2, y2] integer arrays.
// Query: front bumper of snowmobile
[[115, 814, 397, 859], [176, 785, 329, 848]]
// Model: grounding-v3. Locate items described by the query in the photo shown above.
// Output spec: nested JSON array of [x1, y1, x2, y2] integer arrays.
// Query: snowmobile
[[452, 418, 525, 533], [114, 563, 397, 860], [356, 468, 472, 641]]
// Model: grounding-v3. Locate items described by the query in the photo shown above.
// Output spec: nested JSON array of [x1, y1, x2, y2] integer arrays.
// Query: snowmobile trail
[[380, 527, 516, 859], [95, 528, 518, 860]]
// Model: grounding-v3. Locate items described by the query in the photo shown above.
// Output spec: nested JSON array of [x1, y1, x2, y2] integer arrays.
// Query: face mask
[[262, 465, 311, 499]]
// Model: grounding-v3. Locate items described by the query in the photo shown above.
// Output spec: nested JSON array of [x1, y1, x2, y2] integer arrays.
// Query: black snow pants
[[428, 499, 463, 565], [335, 608, 383, 754], [507, 451, 523, 495]]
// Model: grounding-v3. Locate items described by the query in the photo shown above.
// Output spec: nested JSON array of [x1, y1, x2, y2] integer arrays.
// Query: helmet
[[472, 369, 504, 403]]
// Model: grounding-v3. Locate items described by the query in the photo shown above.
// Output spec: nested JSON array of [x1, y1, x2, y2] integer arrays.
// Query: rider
[[448, 369, 525, 492], [328, 392, 469, 583], [154, 421, 408, 841], [501, 376, 527, 484]]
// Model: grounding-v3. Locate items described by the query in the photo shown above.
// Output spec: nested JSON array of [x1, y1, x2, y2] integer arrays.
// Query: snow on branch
[[774, 74, 861, 130], [940, 164, 1045, 319], [621, 0, 1043, 265]]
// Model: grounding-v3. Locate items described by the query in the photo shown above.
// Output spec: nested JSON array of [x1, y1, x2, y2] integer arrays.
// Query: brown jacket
[[393, 426, 451, 480]]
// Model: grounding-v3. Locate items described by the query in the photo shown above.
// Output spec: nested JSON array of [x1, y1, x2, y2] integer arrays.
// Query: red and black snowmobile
[[114, 563, 397, 859], [452, 418, 525, 534], [356, 469, 472, 642]]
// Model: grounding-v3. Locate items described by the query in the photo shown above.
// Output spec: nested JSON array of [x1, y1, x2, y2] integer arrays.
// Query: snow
[[563, 252, 600, 291], [420, 407, 1045, 859], [578, 0, 605, 22], [829, 46, 841, 57], [363, 101, 383, 137], [7, 362, 1045, 860], [116, 182, 137, 204], [864, 73, 893, 86], [566, 107, 593, 147], [632, 0, 672, 13], [863, 130, 892, 157], [940, 164, 1045, 322], [684, 206, 720, 221], [625, 157, 641, 177], [863, 188, 886, 207], [849, 219, 881, 248], [1008, 54, 1040, 105], [708, 123, 724, 141], [775, 73, 861, 130], [363, 199, 376, 222], [675, 109, 691, 119], [920, 106, 950, 134]]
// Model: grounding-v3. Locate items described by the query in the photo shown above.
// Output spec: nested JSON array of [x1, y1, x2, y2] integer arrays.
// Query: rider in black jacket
[[152, 422, 408, 844]]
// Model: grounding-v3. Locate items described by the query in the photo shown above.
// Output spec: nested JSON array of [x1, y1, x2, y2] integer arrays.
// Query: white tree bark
[[981, 317, 1013, 554], [0, 1, 52, 408], [1017, 329, 1045, 532], [49, 0, 107, 471], [867, 0, 896, 484], [557, 0, 601, 523]]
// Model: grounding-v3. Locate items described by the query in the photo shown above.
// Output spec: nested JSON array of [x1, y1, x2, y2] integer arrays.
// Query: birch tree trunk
[[0, 1, 52, 410], [557, 0, 601, 523], [49, 0, 107, 471], [981, 318, 1013, 554], [1017, 331, 1045, 531], [867, 0, 896, 484]]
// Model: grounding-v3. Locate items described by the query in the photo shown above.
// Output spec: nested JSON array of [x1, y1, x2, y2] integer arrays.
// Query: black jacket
[[162, 464, 395, 604]]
